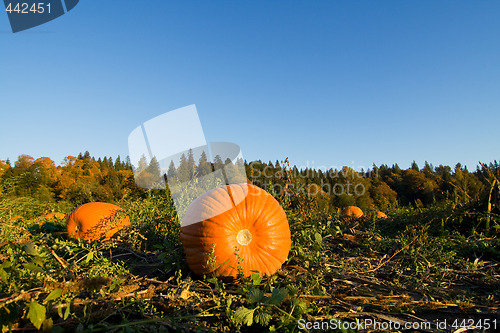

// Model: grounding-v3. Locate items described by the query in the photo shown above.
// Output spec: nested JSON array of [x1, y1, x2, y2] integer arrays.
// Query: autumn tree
[[370, 180, 398, 210]]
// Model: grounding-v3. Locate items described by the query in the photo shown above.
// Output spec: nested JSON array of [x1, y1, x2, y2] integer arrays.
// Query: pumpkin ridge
[[249, 189, 272, 230], [258, 200, 285, 228], [207, 215, 241, 233], [225, 184, 246, 230], [254, 240, 286, 266], [182, 216, 235, 236], [227, 184, 252, 232], [253, 246, 277, 275]]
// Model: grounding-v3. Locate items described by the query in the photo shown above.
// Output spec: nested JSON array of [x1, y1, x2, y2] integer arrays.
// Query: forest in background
[[1, 151, 499, 215]]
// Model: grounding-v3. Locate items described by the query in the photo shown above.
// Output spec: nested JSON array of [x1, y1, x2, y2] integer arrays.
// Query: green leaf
[[85, 251, 94, 264], [63, 303, 71, 320], [57, 302, 63, 318], [233, 306, 255, 326], [254, 309, 272, 326], [42, 317, 53, 332], [0, 268, 8, 283], [28, 301, 46, 330], [109, 278, 126, 292], [250, 272, 262, 285], [23, 243, 39, 256], [23, 263, 44, 273], [247, 287, 264, 304], [1, 261, 12, 269], [32, 255, 44, 267], [45, 288, 63, 303], [207, 277, 219, 284], [287, 284, 299, 296], [267, 287, 288, 305], [314, 232, 322, 244], [292, 298, 308, 315]]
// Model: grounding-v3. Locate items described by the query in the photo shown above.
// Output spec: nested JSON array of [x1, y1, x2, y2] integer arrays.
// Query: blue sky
[[1, 0, 499, 171]]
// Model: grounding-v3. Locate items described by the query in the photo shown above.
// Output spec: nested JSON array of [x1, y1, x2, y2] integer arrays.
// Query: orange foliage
[[0, 160, 10, 179], [45, 212, 66, 220]]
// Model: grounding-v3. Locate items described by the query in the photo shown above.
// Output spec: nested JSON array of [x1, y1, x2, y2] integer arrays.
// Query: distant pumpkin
[[180, 183, 291, 279], [45, 212, 66, 220], [12, 215, 24, 222], [341, 206, 363, 218], [375, 211, 388, 219], [66, 202, 130, 241]]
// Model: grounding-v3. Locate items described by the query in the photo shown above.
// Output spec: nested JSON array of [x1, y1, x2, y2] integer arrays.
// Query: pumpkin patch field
[[0, 156, 499, 332]]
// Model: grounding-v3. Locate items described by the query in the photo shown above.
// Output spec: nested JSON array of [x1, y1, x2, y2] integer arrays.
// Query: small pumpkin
[[180, 183, 291, 279], [45, 212, 66, 220], [375, 211, 388, 219], [12, 215, 24, 222], [66, 202, 130, 241], [341, 206, 363, 218]]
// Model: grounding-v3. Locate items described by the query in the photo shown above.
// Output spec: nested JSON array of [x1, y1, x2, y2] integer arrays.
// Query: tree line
[[0, 151, 499, 213]]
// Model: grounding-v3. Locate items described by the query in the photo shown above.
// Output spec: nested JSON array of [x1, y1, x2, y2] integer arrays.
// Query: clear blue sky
[[1, 0, 499, 171]]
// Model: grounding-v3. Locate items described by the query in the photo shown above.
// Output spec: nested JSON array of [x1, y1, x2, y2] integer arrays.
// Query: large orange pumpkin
[[66, 202, 130, 241], [375, 211, 388, 219], [341, 206, 363, 218], [45, 212, 66, 220], [180, 183, 291, 279]]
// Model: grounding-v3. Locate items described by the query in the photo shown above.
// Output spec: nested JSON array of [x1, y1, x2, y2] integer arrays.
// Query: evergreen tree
[[167, 160, 177, 180], [196, 151, 212, 177], [187, 149, 196, 179], [177, 154, 189, 182], [213, 155, 224, 171], [114, 156, 122, 171], [137, 155, 149, 172], [147, 157, 162, 182]]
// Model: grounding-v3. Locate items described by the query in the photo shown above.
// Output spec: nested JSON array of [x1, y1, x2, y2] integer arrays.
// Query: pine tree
[[147, 156, 162, 181], [213, 155, 224, 171], [137, 155, 149, 172], [167, 160, 177, 180], [177, 154, 189, 183], [187, 149, 196, 179], [196, 151, 212, 177], [114, 156, 122, 171]]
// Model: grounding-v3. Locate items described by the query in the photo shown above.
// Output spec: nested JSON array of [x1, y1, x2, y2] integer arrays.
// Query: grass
[[0, 193, 499, 332]]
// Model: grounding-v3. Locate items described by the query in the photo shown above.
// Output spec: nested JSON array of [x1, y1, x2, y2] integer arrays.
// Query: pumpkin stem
[[236, 229, 252, 246]]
